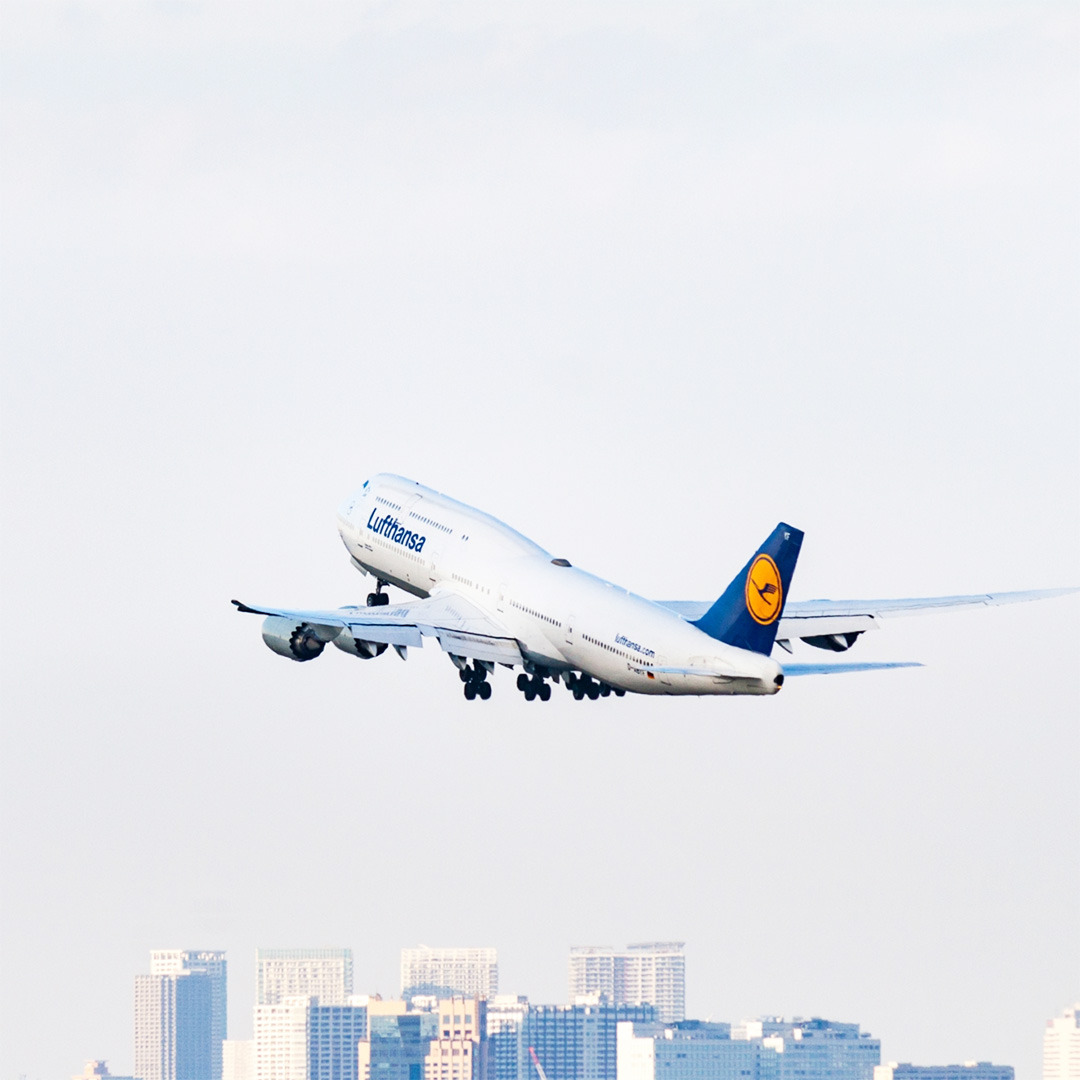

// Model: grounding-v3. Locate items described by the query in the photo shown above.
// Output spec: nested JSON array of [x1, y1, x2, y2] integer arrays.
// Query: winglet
[[232, 599, 265, 615]]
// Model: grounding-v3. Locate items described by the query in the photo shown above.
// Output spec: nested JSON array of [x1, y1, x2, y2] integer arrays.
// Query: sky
[[1, 2, 1077, 1077]]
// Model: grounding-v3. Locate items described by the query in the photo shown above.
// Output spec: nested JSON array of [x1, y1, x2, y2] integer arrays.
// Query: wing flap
[[343, 621, 424, 648], [777, 613, 880, 638], [435, 630, 522, 665]]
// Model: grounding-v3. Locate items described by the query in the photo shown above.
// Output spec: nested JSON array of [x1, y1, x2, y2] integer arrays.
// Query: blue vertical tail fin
[[692, 523, 804, 655]]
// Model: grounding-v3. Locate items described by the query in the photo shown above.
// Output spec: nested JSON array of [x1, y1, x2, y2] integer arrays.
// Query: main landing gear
[[459, 662, 492, 701], [366, 580, 390, 607], [516, 672, 552, 702], [564, 672, 624, 700]]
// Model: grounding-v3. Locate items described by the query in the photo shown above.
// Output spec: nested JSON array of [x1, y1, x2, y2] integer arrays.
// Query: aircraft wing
[[232, 592, 523, 665], [658, 587, 1077, 651]]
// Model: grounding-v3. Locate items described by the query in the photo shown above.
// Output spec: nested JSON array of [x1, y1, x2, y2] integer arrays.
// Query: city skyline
[[60, 945, 1055, 1080]]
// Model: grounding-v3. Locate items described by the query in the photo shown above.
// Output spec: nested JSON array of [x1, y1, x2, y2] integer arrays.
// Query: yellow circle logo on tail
[[746, 554, 783, 625]]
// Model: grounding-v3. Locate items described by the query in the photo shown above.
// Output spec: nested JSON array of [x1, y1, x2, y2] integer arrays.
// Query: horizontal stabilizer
[[782, 661, 923, 677]]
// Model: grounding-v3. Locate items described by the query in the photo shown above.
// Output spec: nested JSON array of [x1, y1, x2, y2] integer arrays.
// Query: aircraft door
[[402, 495, 421, 585], [656, 655, 672, 687], [565, 615, 576, 647], [427, 544, 442, 585]]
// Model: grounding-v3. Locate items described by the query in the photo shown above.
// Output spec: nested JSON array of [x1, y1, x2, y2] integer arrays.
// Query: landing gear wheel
[[586, 681, 600, 700], [599, 684, 611, 697], [539, 682, 551, 702], [464, 683, 477, 700], [367, 593, 379, 607], [524, 685, 536, 701], [573, 685, 585, 700], [460, 666, 472, 683], [614, 688, 626, 697], [478, 682, 492, 700], [516, 673, 530, 691]]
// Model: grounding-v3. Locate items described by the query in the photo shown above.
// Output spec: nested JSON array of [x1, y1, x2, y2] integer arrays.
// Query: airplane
[[233, 473, 1075, 702]]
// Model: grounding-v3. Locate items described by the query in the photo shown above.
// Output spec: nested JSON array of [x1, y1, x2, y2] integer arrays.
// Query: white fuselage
[[336, 474, 782, 696]]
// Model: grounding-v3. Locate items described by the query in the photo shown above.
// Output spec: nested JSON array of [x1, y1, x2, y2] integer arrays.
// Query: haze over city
[[1, 3, 1077, 1079]]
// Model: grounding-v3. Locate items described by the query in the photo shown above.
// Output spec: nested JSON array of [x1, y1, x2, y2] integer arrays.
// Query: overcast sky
[[1, 3, 1077, 1078]]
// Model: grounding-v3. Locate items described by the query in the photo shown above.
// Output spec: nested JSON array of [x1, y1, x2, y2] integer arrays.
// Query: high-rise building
[[151, 950, 228, 1080], [256, 949, 353, 1007], [224, 1041, 255, 1080], [254, 995, 368, 1080], [1045, 1006, 1080, 1080], [486, 997, 530, 1080], [875, 1065, 1013, 1080], [134, 968, 213, 1080], [567, 949, 617, 1004], [733, 1018, 880, 1080], [401, 948, 498, 1001], [360, 1000, 439, 1080], [424, 997, 492, 1080], [525, 999, 658, 1080], [568, 945, 685, 1024], [618, 1020, 780, 1080]]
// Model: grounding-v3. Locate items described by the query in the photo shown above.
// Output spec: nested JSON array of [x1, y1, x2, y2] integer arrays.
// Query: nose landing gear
[[366, 580, 391, 607]]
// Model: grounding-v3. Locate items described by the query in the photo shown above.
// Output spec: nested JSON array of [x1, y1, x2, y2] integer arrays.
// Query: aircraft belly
[[519, 639, 570, 670], [352, 557, 428, 599]]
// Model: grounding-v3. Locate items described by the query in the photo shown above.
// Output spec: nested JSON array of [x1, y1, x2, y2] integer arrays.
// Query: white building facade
[[401, 948, 498, 1001], [254, 995, 368, 1080], [134, 969, 213, 1080], [569, 944, 685, 1024], [733, 1018, 879, 1080], [224, 1041, 255, 1080], [1044, 1005, 1080, 1080], [256, 949, 354, 1007], [618, 1020, 779, 1080]]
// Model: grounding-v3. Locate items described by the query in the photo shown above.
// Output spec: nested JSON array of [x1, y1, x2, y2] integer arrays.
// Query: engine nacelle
[[802, 631, 862, 652], [261, 616, 335, 662], [332, 627, 389, 660], [333, 627, 389, 659]]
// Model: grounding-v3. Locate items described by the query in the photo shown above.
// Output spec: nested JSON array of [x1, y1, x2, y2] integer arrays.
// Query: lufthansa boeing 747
[[233, 474, 1075, 701]]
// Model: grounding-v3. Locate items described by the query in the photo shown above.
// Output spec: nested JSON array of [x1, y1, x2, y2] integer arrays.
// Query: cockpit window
[[551, 558, 571, 567]]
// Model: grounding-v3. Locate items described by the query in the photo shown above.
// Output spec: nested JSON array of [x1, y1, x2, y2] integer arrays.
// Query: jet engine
[[261, 616, 336, 661], [332, 627, 389, 660], [802, 632, 862, 652]]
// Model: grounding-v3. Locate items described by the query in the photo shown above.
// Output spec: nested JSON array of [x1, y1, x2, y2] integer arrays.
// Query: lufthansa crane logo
[[745, 554, 782, 625]]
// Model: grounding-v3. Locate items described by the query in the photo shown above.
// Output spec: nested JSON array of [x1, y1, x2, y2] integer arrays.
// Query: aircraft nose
[[337, 488, 365, 524]]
